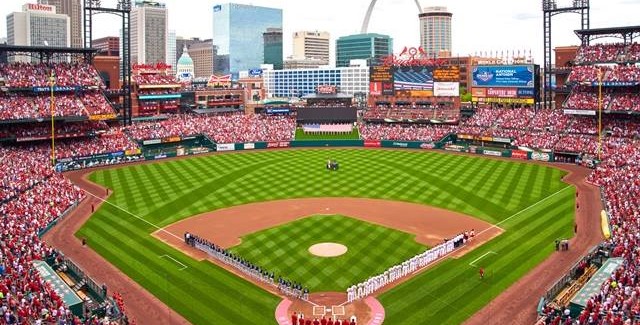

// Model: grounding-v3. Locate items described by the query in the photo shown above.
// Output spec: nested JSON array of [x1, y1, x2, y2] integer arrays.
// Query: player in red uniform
[[291, 312, 298, 325]]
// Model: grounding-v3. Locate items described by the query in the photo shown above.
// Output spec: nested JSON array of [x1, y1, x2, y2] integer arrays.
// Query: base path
[[155, 197, 500, 252]]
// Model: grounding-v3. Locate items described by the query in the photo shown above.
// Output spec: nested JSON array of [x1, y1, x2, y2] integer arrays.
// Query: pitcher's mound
[[309, 243, 348, 257]]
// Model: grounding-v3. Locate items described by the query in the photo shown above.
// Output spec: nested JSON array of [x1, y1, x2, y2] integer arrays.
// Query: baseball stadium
[[1, 1, 640, 325]]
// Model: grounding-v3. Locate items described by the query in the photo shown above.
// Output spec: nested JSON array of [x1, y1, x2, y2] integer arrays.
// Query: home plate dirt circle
[[309, 243, 348, 257]]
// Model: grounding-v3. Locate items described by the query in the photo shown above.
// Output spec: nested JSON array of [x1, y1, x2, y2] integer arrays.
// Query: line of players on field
[[184, 232, 310, 300]]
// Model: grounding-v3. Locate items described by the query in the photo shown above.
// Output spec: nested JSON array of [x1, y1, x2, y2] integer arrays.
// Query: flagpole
[[50, 71, 56, 167]]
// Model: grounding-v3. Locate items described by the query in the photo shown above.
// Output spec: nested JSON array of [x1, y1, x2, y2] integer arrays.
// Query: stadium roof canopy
[[574, 26, 640, 43]]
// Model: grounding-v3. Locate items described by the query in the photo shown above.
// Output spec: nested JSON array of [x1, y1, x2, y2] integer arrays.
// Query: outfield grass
[[295, 127, 360, 140], [78, 149, 575, 324], [230, 215, 427, 292]]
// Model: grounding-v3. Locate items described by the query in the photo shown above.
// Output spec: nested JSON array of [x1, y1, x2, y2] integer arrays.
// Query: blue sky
[[2, 0, 638, 64]]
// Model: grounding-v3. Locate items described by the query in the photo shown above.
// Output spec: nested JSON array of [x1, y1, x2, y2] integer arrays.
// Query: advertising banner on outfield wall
[[216, 143, 235, 151], [244, 143, 255, 150], [364, 140, 381, 148], [483, 149, 503, 157], [267, 141, 290, 148], [511, 150, 529, 160], [433, 82, 459, 97], [531, 151, 553, 162]]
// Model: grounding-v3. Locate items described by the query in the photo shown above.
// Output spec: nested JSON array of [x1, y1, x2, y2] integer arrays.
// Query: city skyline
[[1, 0, 639, 64]]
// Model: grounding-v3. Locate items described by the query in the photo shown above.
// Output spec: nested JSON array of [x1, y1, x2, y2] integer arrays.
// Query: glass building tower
[[335, 33, 393, 68], [212, 3, 283, 77]]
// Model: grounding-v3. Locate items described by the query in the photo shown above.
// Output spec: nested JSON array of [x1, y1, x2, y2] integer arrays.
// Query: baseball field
[[75, 148, 575, 324]]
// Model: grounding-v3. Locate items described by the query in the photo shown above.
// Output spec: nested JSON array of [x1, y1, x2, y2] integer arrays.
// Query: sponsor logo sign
[[471, 88, 487, 97], [381, 82, 395, 96], [244, 143, 255, 150], [125, 148, 142, 156], [492, 137, 511, 144], [563, 109, 596, 116], [369, 82, 382, 96], [89, 114, 117, 121], [213, 4, 222, 12], [317, 85, 337, 94], [483, 150, 503, 156], [517, 88, 535, 98], [392, 142, 409, 148], [278, 141, 290, 148], [473, 97, 535, 104], [511, 150, 528, 160], [434, 82, 459, 97], [420, 142, 435, 149], [531, 151, 551, 162], [26, 3, 55, 13], [486, 87, 518, 98], [364, 140, 381, 148], [142, 139, 162, 145], [162, 136, 181, 143], [216, 143, 235, 151], [154, 154, 167, 159], [248, 69, 263, 77]]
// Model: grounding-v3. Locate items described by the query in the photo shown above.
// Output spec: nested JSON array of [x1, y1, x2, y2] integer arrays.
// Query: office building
[[419, 6, 452, 58], [263, 27, 283, 70], [212, 3, 282, 77], [131, 0, 168, 64], [263, 63, 369, 98], [93, 36, 120, 56], [189, 39, 215, 78], [292, 31, 330, 65], [7, 3, 70, 62], [167, 30, 176, 74], [175, 37, 203, 64], [38, 0, 82, 48], [335, 33, 392, 68]]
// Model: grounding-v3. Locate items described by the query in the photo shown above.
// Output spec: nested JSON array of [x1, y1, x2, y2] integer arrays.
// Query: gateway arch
[[361, 0, 423, 34]]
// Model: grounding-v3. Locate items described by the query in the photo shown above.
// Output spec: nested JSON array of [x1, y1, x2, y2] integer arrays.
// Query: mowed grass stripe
[[381, 193, 573, 324], [80, 212, 278, 324], [82, 148, 574, 324]]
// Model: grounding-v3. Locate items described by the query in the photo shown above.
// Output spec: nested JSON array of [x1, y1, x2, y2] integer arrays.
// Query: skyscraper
[[263, 28, 283, 70], [419, 6, 452, 58], [130, 0, 168, 64], [7, 3, 70, 62], [167, 30, 176, 74], [38, 0, 82, 48], [335, 33, 392, 68], [292, 31, 330, 65], [212, 3, 282, 76], [189, 40, 215, 78]]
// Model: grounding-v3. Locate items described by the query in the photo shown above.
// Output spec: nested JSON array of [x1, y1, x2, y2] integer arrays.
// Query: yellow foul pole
[[597, 68, 602, 160], [50, 71, 56, 167]]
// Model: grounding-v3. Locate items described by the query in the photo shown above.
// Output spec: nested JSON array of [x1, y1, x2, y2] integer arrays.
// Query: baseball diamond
[[63, 148, 577, 324]]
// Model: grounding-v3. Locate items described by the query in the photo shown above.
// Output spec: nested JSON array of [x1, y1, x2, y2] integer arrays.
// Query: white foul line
[[469, 251, 497, 267], [160, 254, 188, 271], [477, 186, 572, 237], [83, 189, 182, 241]]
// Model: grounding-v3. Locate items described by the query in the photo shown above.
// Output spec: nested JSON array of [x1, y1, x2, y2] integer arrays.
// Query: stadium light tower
[[361, 0, 423, 34], [542, 0, 590, 109], [84, 0, 132, 125]]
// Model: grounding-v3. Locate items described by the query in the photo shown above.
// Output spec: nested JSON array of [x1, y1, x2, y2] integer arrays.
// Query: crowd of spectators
[[567, 65, 640, 84], [0, 121, 108, 140], [0, 62, 104, 88], [608, 93, 640, 113], [574, 43, 627, 64], [80, 92, 116, 116], [358, 123, 455, 142], [0, 92, 116, 121], [126, 113, 295, 143]]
